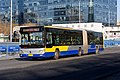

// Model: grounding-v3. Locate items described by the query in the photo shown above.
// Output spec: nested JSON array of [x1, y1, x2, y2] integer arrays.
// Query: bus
[[16, 26, 103, 59]]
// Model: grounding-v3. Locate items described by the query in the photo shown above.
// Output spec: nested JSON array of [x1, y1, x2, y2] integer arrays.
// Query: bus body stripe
[[45, 46, 69, 52], [20, 50, 80, 58], [45, 45, 83, 52], [20, 48, 104, 58]]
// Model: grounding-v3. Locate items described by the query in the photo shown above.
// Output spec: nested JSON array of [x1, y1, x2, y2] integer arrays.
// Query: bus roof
[[44, 26, 83, 31], [45, 26, 102, 33], [14, 25, 102, 32]]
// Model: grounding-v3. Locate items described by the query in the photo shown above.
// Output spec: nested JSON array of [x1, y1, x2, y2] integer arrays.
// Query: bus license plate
[[28, 54, 33, 56]]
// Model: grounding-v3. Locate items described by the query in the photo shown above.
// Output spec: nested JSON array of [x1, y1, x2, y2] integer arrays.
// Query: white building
[[0, 33, 9, 42], [103, 26, 120, 40], [53, 23, 120, 41], [52, 23, 103, 32]]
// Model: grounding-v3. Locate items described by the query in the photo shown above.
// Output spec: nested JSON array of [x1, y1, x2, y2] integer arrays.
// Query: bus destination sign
[[23, 28, 39, 32]]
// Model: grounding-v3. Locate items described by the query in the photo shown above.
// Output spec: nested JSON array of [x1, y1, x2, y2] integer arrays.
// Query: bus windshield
[[21, 32, 45, 48]]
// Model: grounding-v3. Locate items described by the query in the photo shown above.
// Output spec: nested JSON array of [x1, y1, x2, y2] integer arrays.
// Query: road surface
[[0, 47, 120, 80]]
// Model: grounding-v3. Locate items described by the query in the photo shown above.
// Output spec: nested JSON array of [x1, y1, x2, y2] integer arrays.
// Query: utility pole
[[108, 0, 110, 27], [79, 0, 81, 23]]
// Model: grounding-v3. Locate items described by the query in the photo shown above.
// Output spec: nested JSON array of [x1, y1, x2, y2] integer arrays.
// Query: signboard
[[0, 46, 7, 52], [20, 26, 44, 33], [8, 45, 20, 52], [23, 28, 39, 32]]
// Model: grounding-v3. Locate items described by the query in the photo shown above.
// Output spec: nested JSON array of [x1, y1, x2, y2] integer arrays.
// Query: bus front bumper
[[20, 52, 55, 58]]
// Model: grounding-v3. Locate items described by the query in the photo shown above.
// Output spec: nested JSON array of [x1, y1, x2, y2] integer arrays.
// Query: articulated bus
[[15, 26, 104, 59]]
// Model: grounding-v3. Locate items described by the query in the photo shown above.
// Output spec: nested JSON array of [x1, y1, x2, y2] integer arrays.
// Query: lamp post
[[10, 0, 12, 42]]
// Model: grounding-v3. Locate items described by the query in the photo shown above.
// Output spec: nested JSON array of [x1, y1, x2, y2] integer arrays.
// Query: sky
[[118, 0, 120, 22]]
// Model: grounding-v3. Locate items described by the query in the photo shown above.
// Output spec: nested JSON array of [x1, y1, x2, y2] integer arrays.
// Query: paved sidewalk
[[0, 54, 20, 60]]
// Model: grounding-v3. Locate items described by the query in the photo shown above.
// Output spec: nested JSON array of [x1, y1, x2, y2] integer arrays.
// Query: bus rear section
[[83, 30, 104, 54]]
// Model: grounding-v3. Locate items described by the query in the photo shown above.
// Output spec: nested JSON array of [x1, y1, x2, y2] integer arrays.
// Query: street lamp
[[10, 0, 12, 42]]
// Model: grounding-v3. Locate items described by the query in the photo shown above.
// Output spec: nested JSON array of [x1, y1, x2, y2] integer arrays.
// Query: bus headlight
[[39, 50, 44, 54]]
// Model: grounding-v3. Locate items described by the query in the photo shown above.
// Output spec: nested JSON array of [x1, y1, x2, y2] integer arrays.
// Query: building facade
[[24, 0, 88, 25], [0, 0, 18, 23], [93, 0, 117, 26], [23, 0, 117, 26], [0, 0, 117, 26]]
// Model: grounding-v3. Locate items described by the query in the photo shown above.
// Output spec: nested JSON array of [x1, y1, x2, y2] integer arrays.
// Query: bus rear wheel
[[96, 46, 99, 54], [78, 47, 82, 56], [54, 50, 59, 60]]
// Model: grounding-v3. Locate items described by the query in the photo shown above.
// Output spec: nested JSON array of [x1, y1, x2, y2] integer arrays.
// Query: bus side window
[[46, 32, 53, 44]]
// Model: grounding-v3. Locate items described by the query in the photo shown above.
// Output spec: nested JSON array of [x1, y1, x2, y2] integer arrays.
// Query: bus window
[[46, 32, 53, 44], [30, 32, 43, 45], [21, 34, 28, 45], [54, 35, 60, 45], [87, 31, 103, 45]]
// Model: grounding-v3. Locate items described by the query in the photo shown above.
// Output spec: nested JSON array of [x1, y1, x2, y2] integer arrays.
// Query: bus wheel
[[54, 50, 59, 60], [78, 47, 82, 56], [96, 46, 99, 54]]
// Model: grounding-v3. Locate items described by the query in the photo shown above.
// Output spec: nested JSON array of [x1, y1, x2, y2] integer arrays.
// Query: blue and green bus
[[17, 26, 104, 59]]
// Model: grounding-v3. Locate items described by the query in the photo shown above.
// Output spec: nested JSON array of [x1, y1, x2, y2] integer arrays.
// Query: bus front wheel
[[54, 50, 59, 60], [96, 46, 99, 54]]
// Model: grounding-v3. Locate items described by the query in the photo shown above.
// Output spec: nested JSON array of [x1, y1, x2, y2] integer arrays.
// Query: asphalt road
[[0, 47, 120, 80]]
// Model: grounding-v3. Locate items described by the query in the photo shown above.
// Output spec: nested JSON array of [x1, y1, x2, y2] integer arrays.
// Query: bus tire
[[96, 46, 99, 54], [54, 49, 59, 60], [78, 47, 82, 56]]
